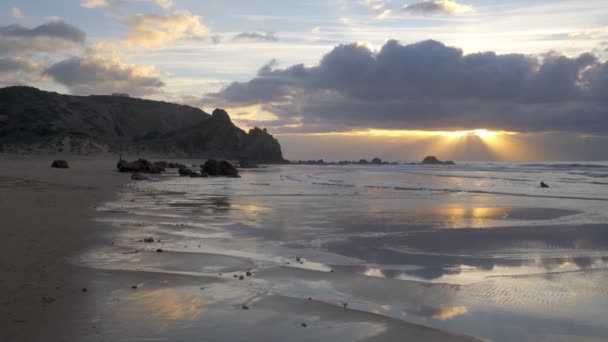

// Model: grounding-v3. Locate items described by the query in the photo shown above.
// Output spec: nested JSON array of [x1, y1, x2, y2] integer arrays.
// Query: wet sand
[[0, 157, 480, 342], [0, 156, 126, 342]]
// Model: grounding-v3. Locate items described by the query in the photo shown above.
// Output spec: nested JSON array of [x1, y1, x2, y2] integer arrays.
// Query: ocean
[[80, 162, 608, 341]]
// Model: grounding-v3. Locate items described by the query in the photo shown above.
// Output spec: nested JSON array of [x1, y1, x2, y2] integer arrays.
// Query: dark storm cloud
[[45, 55, 165, 96], [203, 39, 608, 133], [232, 31, 278, 42]]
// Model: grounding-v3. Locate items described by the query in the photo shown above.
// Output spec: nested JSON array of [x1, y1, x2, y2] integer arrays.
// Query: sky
[[2, 0, 608, 161]]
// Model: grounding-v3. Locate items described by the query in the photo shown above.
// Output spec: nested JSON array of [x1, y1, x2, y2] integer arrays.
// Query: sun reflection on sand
[[121, 288, 204, 321], [432, 306, 469, 320]]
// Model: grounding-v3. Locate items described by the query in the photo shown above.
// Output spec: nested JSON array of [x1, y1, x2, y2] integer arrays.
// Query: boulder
[[118, 158, 164, 173], [202, 159, 239, 177], [202, 159, 221, 176], [51, 160, 69, 168], [219, 160, 240, 177], [178, 167, 193, 176], [420, 156, 455, 165]]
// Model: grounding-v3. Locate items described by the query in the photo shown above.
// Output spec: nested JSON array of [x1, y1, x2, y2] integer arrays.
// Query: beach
[[1, 157, 485, 342]]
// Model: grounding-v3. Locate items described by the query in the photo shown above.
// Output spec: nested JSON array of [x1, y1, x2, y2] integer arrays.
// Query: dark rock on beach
[[51, 160, 69, 168], [202, 159, 240, 177], [118, 159, 164, 174], [178, 167, 193, 176]]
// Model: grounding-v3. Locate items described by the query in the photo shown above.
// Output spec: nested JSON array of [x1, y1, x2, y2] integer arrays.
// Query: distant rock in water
[[420, 156, 455, 165], [540, 181, 550, 188], [0, 86, 285, 162], [51, 160, 69, 168]]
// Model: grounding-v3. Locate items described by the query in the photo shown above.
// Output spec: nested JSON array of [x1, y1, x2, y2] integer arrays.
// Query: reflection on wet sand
[[83, 164, 608, 341], [121, 288, 204, 321]]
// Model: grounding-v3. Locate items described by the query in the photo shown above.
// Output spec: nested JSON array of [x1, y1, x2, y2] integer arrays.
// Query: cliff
[[0, 86, 284, 162]]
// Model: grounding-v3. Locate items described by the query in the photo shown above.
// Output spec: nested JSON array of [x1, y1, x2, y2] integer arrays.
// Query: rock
[[371, 157, 382, 164], [540, 181, 550, 188], [242, 305, 249, 310], [246, 271, 252, 276], [296, 257, 301, 262], [131, 285, 138, 289], [178, 167, 193, 176], [118, 159, 164, 173], [131, 173, 150, 181], [51, 160, 69, 168], [202, 160, 240, 177], [219, 160, 239, 177], [156, 249, 164, 253], [143, 237, 154, 243], [202, 159, 220, 175], [239, 275, 245, 280], [301, 323, 307, 327], [420, 156, 455, 165], [81, 288, 87, 293]]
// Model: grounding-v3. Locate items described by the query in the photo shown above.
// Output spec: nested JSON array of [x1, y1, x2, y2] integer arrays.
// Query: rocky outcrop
[[420, 156, 455, 165], [118, 159, 164, 173], [0, 87, 285, 162]]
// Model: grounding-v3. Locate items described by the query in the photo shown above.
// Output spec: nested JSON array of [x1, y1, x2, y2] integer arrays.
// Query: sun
[[438, 129, 504, 139]]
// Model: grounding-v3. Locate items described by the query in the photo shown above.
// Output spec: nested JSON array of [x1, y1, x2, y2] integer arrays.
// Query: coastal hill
[[0, 86, 284, 162]]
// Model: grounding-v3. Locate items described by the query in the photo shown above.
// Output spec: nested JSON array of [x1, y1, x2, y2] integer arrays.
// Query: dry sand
[[0, 156, 481, 342]]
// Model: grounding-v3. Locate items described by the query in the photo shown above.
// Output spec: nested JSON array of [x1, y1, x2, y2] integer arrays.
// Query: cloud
[[403, 0, 473, 15], [232, 31, 278, 42], [375, 9, 392, 20], [81, 0, 172, 9], [11, 7, 23, 18], [203, 39, 608, 134], [0, 57, 45, 86], [0, 21, 86, 56], [44, 53, 165, 96], [122, 11, 208, 48], [155, 0, 173, 9]]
